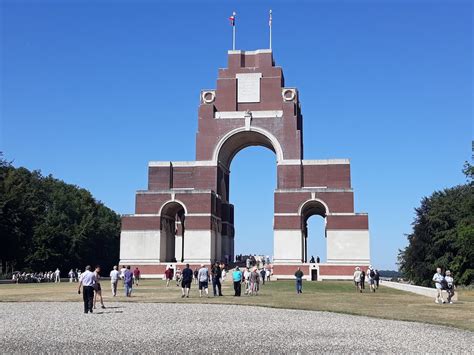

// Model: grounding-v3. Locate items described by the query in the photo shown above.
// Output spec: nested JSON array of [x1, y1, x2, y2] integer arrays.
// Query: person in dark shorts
[[181, 264, 193, 298], [93, 265, 106, 309], [360, 269, 366, 290], [197, 264, 209, 298], [211, 261, 223, 297]]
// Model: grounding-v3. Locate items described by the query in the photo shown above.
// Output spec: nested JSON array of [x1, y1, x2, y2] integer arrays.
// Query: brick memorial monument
[[120, 49, 370, 280]]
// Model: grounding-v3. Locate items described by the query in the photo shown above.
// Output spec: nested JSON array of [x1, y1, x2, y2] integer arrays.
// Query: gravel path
[[0, 302, 472, 353]]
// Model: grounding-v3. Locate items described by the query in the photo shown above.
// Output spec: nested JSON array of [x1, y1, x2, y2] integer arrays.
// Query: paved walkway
[[1, 302, 472, 353]]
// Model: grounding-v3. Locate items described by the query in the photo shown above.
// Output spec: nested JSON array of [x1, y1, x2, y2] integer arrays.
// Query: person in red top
[[133, 267, 141, 287], [164, 266, 174, 287]]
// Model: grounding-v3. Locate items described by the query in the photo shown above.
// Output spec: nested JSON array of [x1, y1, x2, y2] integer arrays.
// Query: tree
[[0, 156, 121, 275], [398, 164, 474, 286]]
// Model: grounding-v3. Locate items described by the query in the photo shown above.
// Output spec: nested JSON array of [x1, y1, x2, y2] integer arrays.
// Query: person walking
[[120, 265, 126, 285], [374, 269, 380, 289], [77, 265, 96, 314], [175, 267, 182, 287], [294, 267, 304, 294], [54, 268, 61, 283], [432, 267, 446, 304], [444, 270, 455, 304], [181, 264, 193, 298], [367, 266, 376, 292], [123, 266, 133, 297], [243, 267, 251, 295], [193, 267, 199, 285], [197, 264, 210, 298], [265, 268, 271, 282], [165, 266, 174, 287], [110, 265, 120, 297], [133, 267, 141, 287], [211, 262, 223, 297], [93, 265, 106, 309], [353, 267, 362, 293], [233, 267, 242, 296]]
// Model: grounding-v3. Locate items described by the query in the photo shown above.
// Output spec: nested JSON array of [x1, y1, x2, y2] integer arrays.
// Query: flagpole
[[269, 10, 272, 50], [232, 11, 236, 50]]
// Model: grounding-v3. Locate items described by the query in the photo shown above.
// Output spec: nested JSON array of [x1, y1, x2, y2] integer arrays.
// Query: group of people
[[12, 268, 61, 283], [77, 265, 141, 313], [432, 267, 455, 304], [353, 266, 380, 292]]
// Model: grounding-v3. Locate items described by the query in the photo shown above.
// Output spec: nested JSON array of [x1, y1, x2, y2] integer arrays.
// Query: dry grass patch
[[1, 279, 472, 331]]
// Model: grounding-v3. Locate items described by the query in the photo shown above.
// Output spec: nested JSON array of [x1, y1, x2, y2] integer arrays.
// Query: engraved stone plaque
[[236, 73, 262, 103]]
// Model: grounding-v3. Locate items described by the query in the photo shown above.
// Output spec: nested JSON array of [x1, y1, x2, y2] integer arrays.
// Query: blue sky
[[1, 0, 472, 269]]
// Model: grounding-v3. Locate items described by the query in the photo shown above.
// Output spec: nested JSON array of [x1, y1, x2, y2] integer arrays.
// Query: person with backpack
[[432, 267, 446, 304], [374, 269, 380, 289], [367, 266, 376, 292], [444, 270, 455, 304]]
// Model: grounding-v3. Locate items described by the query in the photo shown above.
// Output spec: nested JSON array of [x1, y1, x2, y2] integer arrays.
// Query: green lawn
[[1, 279, 473, 331]]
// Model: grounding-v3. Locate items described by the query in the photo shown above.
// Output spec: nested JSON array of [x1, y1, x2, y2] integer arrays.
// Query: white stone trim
[[157, 199, 188, 216], [381, 281, 458, 300], [228, 49, 272, 55], [137, 189, 216, 195], [212, 126, 284, 164], [215, 110, 283, 119], [274, 213, 299, 216], [278, 159, 301, 166], [275, 188, 353, 193], [298, 198, 330, 216], [148, 160, 216, 168], [302, 159, 350, 165]]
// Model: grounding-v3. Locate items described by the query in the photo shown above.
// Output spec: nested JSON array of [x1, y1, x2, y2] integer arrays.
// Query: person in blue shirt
[[233, 267, 243, 297], [123, 266, 133, 297]]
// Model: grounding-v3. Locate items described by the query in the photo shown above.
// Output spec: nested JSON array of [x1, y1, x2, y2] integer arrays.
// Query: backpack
[[370, 270, 375, 278], [440, 278, 448, 290]]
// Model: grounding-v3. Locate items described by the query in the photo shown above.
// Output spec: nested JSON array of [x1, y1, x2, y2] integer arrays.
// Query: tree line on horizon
[[398, 163, 474, 287], [0, 157, 120, 277]]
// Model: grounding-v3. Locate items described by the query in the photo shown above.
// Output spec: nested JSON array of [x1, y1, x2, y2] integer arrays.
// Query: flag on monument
[[269, 10, 272, 27], [229, 13, 235, 26]]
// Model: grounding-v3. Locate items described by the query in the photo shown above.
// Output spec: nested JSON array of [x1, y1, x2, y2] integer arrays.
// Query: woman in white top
[[444, 270, 455, 304]]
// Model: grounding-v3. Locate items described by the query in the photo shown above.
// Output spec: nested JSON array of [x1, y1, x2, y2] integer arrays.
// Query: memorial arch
[[120, 49, 370, 280]]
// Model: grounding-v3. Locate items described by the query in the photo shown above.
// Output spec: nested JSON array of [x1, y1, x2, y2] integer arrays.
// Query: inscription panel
[[236, 73, 261, 103]]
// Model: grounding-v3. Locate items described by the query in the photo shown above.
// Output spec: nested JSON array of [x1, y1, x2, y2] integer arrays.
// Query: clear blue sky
[[1, 1, 472, 270]]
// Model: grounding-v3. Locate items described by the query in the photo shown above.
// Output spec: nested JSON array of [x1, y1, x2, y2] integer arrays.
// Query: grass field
[[1, 279, 473, 331]]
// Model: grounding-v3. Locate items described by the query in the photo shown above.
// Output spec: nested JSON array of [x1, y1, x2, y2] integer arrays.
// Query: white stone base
[[273, 230, 302, 263], [183, 230, 213, 263], [120, 230, 161, 262], [326, 230, 370, 264]]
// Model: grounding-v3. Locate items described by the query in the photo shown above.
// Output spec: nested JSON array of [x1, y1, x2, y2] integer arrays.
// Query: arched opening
[[300, 200, 328, 263], [229, 146, 276, 260], [160, 201, 186, 262], [215, 129, 280, 263]]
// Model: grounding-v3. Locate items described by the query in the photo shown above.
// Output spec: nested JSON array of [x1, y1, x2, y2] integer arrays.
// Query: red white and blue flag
[[229, 12, 235, 26]]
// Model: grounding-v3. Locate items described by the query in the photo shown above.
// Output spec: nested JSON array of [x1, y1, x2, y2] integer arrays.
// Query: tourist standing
[[353, 267, 362, 293], [265, 268, 271, 282], [294, 267, 304, 294], [110, 265, 120, 297], [233, 267, 242, 296], [124, 266, 133, 297], [198, 264, 210, 298], [432, 267, 445, 304], [260, 268, 266, 285], [249, 268, 259, 295], [93, 265, 106, 309], [193, 267, 199, 285], [360, 270, 366, 290], [211, 262, 223, 297], [444, 270, 455, 304], [77, 265, 96, 314], [54, 268, 61, 283], [243, 267, 251, 295], [68, 269, 74, 283], [120, 265, 126, 285], [175, 267, 182, 287], [133, 267, 141, 287], [181, 264, 193, 298]]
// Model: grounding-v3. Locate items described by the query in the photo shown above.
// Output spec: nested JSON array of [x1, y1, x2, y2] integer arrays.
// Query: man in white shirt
[[110, 265, 120, 297], [432, 267, 445, 304], [77, 265, 96, 313]]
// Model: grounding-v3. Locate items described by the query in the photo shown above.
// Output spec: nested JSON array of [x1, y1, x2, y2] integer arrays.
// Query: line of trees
[[0, 157, 121, 277], [398, 163, 474, 286]]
